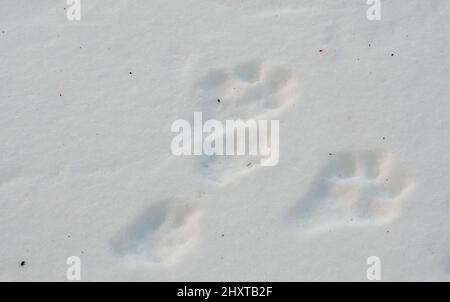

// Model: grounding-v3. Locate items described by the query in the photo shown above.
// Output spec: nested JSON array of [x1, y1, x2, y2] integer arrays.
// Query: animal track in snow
[[196, 151, 264, 185], [194, 59, 298, 121], [193, 59, 298, 184], [289, 150, 412, 232], [111, 200, 201, 264]]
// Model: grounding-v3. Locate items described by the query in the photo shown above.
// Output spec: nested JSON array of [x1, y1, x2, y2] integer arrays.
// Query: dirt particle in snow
[[129, 71, 133, 75], [329, 153, 333, 156], [221, 234, 225, 237], [382, 136, 386, 140], [59, 93, 62, 97], [391, 53, 395, 57], [217, 98, 221, 103], [319, 49, 324, 53], [20, 261, 26, 267]]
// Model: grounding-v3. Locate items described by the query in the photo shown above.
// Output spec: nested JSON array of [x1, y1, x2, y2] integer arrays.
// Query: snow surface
[[0, 0, 449, 281]]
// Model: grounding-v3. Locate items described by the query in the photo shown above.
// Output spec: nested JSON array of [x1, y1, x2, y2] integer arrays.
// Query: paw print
[[194, 59, 299, 121], [192, 59, 299, 185], [289, 150, 412, 232], [111, 200, 201, 264]]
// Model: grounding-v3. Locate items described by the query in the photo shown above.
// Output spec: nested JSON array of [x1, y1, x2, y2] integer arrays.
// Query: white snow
[[0, 0, 449, 281]]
